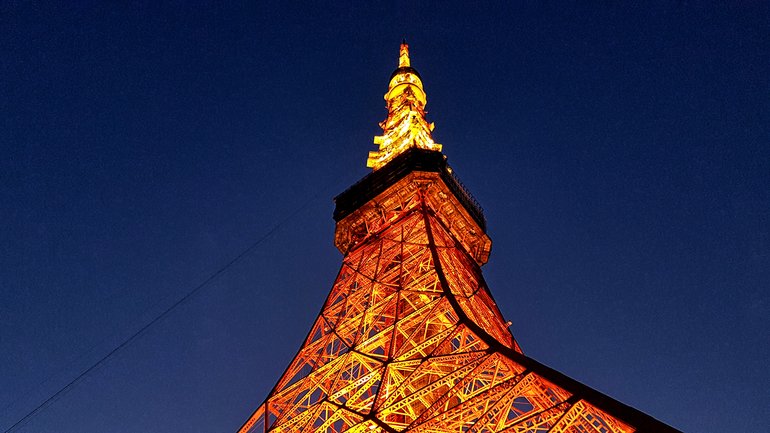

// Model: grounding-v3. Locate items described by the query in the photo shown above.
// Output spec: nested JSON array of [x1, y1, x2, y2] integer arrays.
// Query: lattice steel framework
[[235, 43, 679, 433]]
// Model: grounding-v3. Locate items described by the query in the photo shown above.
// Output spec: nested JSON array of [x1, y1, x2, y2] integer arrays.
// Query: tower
[[236, 43, 679, 433]]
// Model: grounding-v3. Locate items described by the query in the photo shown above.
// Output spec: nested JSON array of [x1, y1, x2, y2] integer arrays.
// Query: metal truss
[[235, 42, 679, 433], [236, 189, 677, 433]]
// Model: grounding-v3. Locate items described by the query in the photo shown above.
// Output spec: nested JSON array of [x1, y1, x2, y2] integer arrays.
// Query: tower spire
[[398, 39, 410, 67], [367, 43, 442, 170]]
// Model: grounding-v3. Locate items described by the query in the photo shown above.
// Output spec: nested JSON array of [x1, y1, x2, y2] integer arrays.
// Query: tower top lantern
[[367, 42, 443, 170]]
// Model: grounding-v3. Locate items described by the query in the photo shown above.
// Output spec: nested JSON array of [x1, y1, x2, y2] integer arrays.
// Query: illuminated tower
[[236, 43, 679, 433]]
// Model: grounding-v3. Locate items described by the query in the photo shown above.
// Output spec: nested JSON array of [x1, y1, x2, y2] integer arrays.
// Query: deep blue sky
[[2, 2, 768, 432]]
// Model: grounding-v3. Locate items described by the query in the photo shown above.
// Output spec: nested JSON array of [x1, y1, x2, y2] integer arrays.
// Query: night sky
[[2, 2, 769, 432]]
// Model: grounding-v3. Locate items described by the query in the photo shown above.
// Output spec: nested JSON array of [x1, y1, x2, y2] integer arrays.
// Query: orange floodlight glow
[[235, 43, 678, 433]]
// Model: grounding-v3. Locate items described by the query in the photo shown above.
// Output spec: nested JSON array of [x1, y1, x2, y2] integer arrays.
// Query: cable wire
[[2, 184, 338, 433]]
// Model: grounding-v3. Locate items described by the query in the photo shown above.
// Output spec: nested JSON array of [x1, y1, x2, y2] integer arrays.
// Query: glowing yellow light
[[367, 42, 442, 170]]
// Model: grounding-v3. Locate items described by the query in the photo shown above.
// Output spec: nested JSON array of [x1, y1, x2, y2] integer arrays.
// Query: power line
[[2, 186, 337, 433]]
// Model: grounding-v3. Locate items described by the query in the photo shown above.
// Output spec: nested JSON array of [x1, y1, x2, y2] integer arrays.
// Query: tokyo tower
[[236, 42, 680, 433]]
